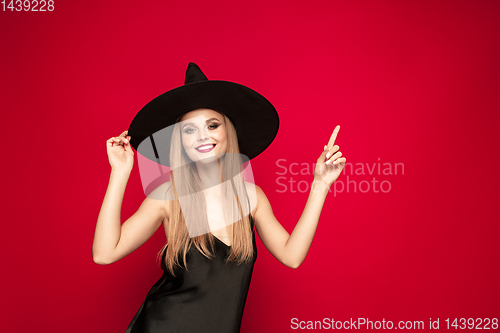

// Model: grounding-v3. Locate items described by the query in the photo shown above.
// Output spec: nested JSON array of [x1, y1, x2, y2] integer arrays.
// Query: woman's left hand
[[314, 125, 346, 187]]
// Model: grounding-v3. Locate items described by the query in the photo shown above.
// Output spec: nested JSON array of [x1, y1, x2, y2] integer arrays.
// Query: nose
[[197, 125, 210, 142]]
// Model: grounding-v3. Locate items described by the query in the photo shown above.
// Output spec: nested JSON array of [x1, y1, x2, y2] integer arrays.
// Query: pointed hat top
[[185, 62, 209, 84]]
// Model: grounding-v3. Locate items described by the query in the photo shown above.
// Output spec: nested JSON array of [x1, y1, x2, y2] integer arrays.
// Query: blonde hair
[[157, 111, 254, 276]]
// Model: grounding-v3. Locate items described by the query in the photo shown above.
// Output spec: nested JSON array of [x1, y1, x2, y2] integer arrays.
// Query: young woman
[[92, 63, 346, 333]]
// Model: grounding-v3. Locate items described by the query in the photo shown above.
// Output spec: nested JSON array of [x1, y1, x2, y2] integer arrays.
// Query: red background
[[1, 0, 499, 332]]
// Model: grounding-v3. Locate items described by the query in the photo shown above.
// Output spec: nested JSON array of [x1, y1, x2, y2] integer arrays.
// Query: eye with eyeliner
[[183, 123, 220, 134]]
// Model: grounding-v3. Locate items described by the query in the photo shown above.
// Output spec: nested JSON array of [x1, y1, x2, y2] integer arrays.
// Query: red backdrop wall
[[1, 0, 499, 332]]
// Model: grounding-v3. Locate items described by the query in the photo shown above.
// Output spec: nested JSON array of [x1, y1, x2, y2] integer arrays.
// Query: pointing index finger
[[327, 125, 340, 148]]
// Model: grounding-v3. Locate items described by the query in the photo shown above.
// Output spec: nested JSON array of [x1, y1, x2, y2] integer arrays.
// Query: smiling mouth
[[195, 144, 216, 153]]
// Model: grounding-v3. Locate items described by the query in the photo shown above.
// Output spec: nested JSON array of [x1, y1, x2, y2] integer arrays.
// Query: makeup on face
[[179, 111, 227, 161]]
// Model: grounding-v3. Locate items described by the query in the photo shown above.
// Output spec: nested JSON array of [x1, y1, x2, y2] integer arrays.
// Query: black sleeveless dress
[[125, 214, 258, 333]]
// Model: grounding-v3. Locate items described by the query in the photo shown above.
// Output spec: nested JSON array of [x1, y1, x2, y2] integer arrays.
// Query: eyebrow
[[182, 117, 220, 129]]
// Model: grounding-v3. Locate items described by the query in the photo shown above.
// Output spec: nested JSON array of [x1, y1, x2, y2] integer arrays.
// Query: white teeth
[[196, 144, 215, 151]]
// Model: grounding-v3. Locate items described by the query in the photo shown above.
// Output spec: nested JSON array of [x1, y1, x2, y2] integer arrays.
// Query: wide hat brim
[[128, 78, 279, 167]]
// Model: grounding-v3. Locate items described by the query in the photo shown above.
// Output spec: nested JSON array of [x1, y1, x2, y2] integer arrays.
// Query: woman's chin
[[192, 153, 225, 165]]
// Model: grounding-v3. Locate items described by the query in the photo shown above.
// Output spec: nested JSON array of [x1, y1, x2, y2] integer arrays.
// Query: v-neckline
[[210, 214, 254, 248], [211, 233, 231, 248]]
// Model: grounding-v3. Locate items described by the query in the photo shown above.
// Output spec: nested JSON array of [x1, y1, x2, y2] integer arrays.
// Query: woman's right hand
[[106, 130, 134, 172]]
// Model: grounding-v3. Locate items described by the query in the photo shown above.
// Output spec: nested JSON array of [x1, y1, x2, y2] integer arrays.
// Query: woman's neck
[[196, 159, 223, 189]]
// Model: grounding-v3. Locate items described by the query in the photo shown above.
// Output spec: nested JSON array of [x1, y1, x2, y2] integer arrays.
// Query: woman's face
[[179, 109, 228, 163]]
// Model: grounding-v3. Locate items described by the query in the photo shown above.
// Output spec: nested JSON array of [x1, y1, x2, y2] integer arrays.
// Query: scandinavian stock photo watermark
[[275, 158, 404, 196]]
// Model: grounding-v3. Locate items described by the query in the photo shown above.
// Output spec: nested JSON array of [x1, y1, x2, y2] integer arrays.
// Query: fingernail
[[326, 152, 331, 158]]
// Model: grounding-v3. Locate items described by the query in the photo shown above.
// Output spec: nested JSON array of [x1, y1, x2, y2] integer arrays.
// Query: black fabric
[[125, 215, 257, 333], [184, 62, 209, 84]]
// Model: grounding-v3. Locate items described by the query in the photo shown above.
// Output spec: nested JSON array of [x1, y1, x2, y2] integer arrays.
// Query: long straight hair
[[157, 111, 254, 276]]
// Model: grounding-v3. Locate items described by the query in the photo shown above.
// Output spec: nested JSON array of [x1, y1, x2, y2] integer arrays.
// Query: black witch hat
[[128, 62, 280, 167]]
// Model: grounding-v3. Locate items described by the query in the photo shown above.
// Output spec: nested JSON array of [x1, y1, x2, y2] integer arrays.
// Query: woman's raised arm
[[253, 125, 346, 269], [92, 131, 167, 265]]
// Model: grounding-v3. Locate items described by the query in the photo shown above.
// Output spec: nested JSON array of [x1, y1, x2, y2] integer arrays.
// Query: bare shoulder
[[251, 184, 276, 221], [243, 181, 265, 218], [245, 182, 265, 199], [254, 184, 271, 210], [145, 181, 174, 221]]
